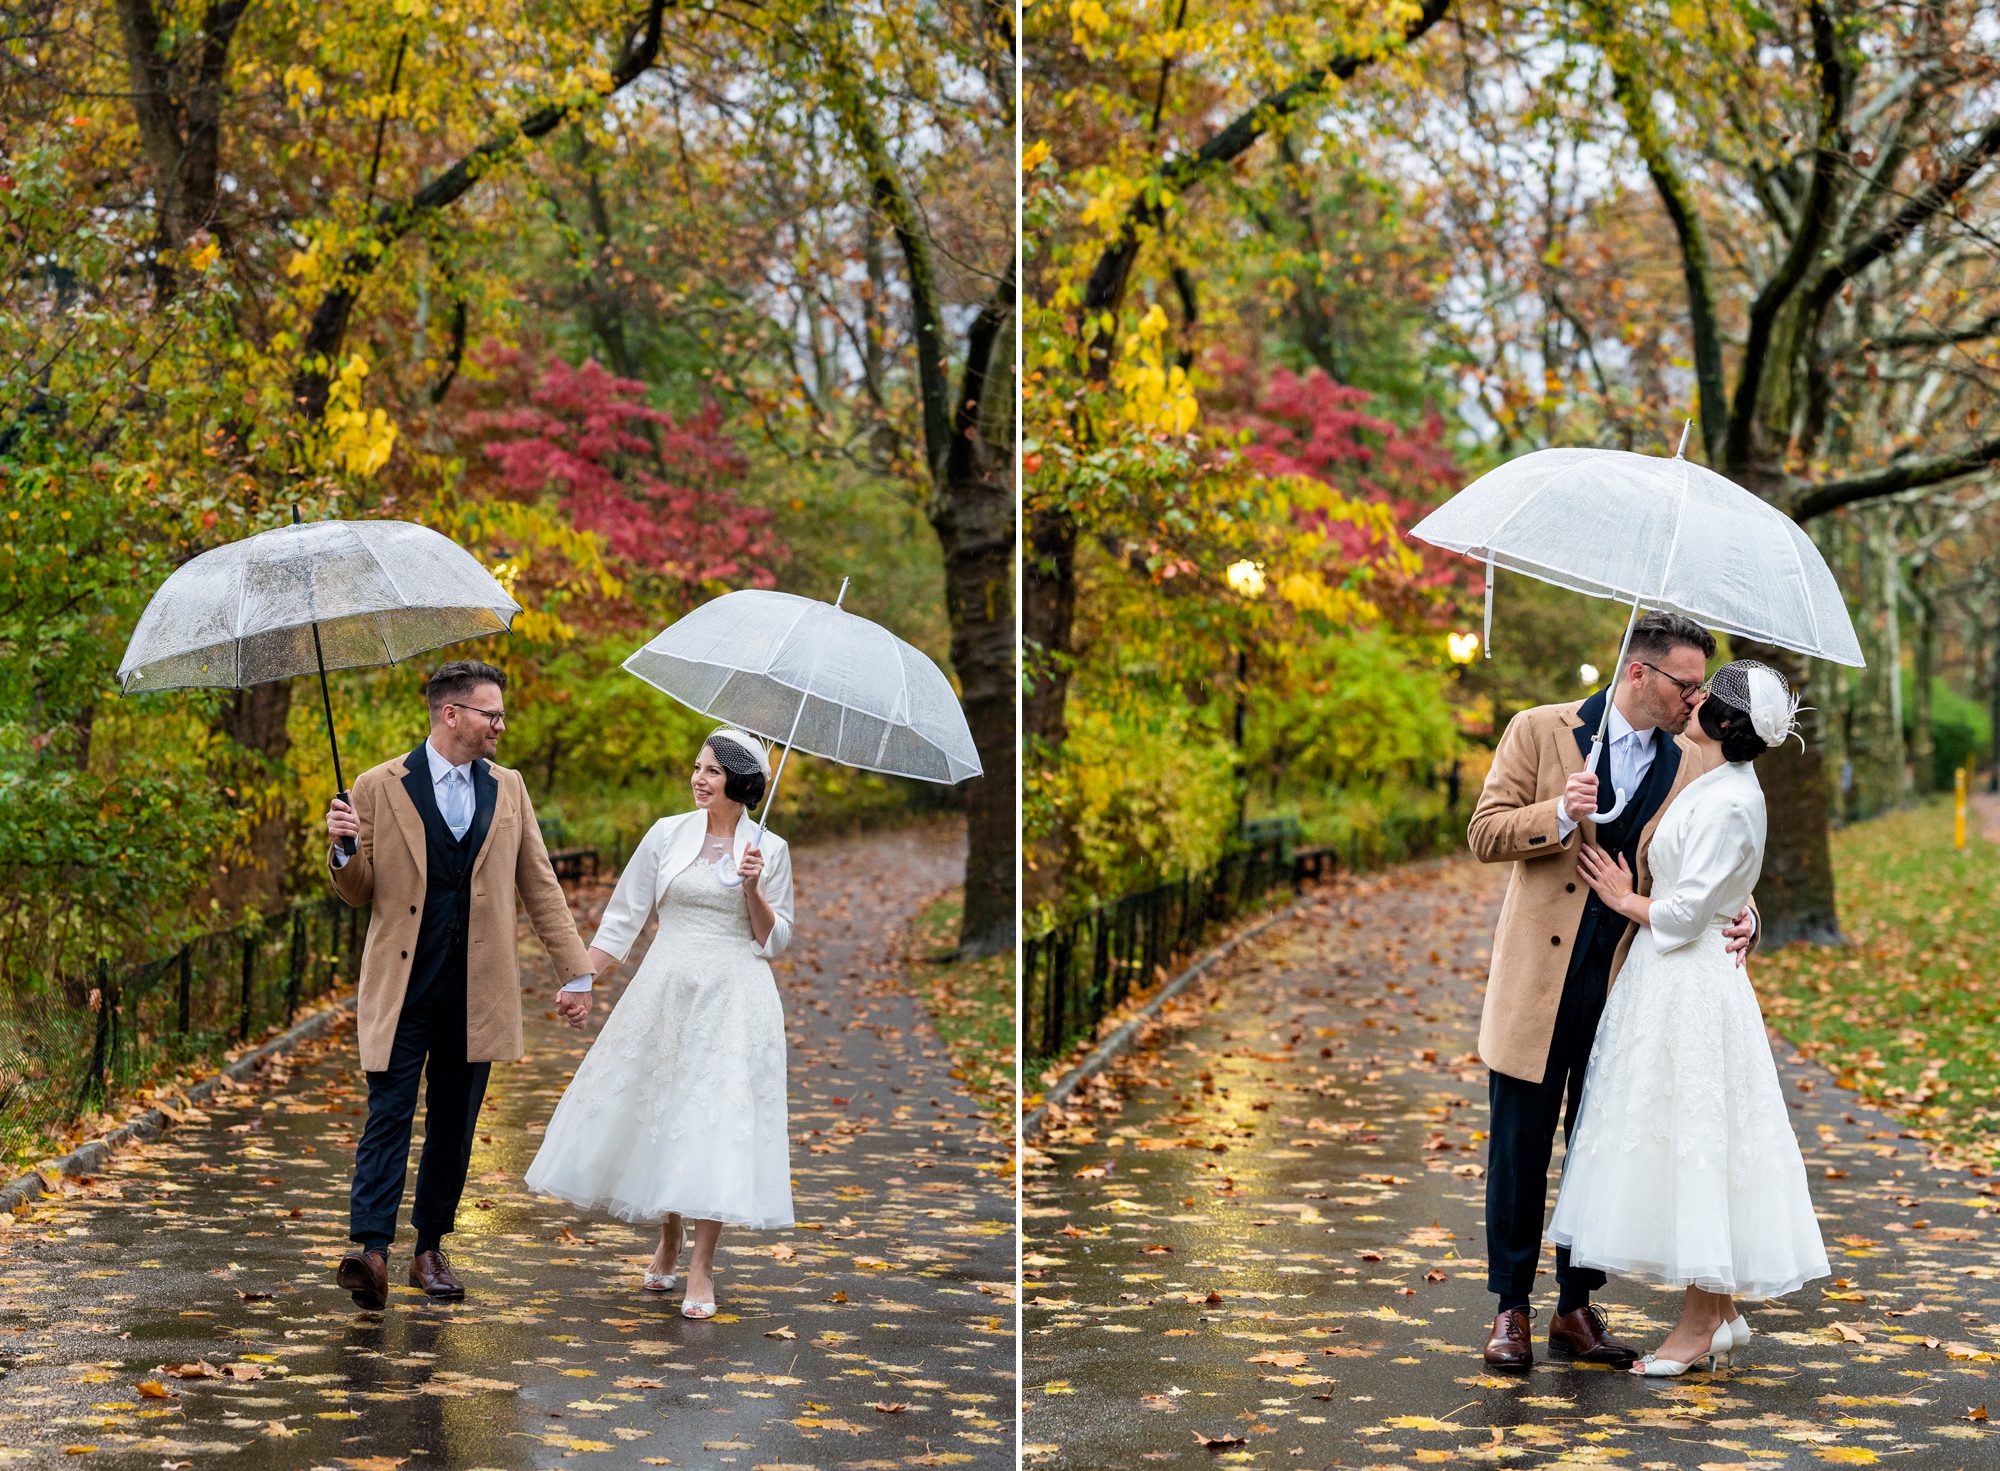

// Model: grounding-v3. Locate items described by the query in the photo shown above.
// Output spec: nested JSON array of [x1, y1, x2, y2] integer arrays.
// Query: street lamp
[[1446, 631, 1480, 815], [1226, 559, 1267, 599], [1226, 561, 1266, 833]]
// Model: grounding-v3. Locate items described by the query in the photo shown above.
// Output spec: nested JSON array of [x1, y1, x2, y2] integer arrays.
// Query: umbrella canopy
[[1410, 432, 1863, 822], [117, 518, 520, 693], [1410, 440, 1864, 668], [623, 585, 982, 787], [117, 513, 520, 854]]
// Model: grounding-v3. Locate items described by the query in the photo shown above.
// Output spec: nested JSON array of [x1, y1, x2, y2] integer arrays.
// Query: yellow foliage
[[320, 354, 398, 478], [1114, 305, 1198, 435]]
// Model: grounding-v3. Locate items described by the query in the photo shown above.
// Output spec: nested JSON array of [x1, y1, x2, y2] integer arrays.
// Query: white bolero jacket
[[590, 810, 795, 963], [1644, 761, 1765, 953]]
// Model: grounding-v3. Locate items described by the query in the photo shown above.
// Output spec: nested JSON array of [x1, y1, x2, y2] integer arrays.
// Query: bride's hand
[[738, 844, 764, 891], [1575, 844, 1634, 904]]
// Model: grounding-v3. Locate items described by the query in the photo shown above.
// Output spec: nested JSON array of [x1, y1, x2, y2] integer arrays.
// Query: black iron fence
[[0, 895, 367, 1165], [0, 823, 652, 1170], [1024, 807, 1471, 1069], [1024, 836, 1297, 1067]]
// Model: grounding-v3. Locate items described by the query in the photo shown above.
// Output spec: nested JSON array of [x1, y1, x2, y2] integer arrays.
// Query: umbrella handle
[[1582, 740, 1632, 825]]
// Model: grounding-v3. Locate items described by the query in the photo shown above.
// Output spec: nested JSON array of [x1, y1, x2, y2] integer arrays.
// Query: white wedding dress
[[524, 823, 795, 1229], [1548, 760, 1828, 1299]]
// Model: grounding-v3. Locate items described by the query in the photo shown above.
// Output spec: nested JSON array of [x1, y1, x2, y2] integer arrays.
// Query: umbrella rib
[[1789, 528, 1823, 653], [1656, 456, 1692, 607]]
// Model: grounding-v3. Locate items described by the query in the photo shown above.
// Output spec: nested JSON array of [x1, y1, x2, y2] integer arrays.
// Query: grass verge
[[902, 891, 1015, 1130], [1760, 794, 1999, 1168]]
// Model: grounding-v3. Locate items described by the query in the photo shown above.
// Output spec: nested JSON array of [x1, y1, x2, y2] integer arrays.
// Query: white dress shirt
[[1559, 700, 1657, 841]]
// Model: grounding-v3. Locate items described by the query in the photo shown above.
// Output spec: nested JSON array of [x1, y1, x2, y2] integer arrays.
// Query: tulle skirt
[[1548, 924, 1829, 1300], [524, 869, 795, 1229]]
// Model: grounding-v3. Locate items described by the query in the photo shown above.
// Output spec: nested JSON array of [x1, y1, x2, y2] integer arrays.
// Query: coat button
[[1551, 935, 1562, 946], [410, 904, 418, 914], [400, 949, 409, 959], [1566, 882, 1577, 893]]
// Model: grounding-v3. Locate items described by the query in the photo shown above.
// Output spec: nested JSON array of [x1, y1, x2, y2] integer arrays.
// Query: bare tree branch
[[291, 0, 671, 420], [1792, 431, 2000, 520]]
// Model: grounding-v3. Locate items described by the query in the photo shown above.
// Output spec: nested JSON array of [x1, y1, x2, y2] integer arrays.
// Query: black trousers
[[1484, 931, 1619, 1304], [348, 964, 491, 1250]]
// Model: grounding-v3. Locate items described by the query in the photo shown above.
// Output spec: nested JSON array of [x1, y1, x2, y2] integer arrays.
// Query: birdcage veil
[[1706, 659, 1806, 750], [705, 726, 772, 780]]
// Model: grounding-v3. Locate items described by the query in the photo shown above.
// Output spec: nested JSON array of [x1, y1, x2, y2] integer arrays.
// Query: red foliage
[[468, 355, 782, 589], [1226, 367, 1474, 613]]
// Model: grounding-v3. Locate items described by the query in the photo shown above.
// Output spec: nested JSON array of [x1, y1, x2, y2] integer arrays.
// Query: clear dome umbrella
[[1409, 423, 1864, 821], [116, 508, 521, 853], [622, 579, 982, 886]]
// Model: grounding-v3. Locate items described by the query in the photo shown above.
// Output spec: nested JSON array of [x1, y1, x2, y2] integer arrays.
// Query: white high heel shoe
[[1724, 1314, 1751, 1356], [642, 1269, 678, 1293], [1631, 1321, 1734, 1377]]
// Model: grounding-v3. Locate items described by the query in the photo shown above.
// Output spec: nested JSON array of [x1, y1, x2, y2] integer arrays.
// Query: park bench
[[1241, 814, 1335, 889], [537, 818, 601, 887]]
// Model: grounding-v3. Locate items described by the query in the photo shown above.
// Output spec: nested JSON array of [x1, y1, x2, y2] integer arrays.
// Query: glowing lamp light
[[1447, 631, 1481, 664], [1580, 662, 1601, 686], [1225, 559, 1267, 598]]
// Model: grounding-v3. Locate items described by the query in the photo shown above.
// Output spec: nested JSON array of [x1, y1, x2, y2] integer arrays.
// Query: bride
[[524, 727, 796, 1319], [1548, 659, 1829, 1376]]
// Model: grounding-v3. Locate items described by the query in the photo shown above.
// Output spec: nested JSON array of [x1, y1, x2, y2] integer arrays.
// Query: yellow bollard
[[1955, 765, 1968, 850]]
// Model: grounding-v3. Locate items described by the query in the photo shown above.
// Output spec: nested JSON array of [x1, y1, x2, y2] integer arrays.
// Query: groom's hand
[[555, 990, 591, 1028], [1722, 908, 1756, 969], [1562, 772, 1599, 822]]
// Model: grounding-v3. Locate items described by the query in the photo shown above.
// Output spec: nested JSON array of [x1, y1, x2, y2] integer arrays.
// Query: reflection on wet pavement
[[1, 824, 1014, 1469], [1024, 859, 2000, 1468]]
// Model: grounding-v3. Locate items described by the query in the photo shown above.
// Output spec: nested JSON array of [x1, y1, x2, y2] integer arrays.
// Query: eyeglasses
[[1638, 661, 1707, 701], [448, 701, 507, 725]]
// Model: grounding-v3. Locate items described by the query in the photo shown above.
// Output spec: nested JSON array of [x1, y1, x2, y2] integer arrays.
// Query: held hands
[[1562, 772, 1600, 823], [554, 989, 592, 1029], [1575, 844, 1635, 907], [737, 843, 764, 891]]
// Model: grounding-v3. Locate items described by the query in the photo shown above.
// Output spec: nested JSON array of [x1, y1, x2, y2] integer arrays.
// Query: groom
[[1467, 613, 1755, 1369], [323, 660, 594, 1309]]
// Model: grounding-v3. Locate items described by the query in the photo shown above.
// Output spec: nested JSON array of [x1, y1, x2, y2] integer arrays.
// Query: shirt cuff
[[1556, 810, 1577, 842], [558, 976, 594, 993], [330, 846, 350, 869]]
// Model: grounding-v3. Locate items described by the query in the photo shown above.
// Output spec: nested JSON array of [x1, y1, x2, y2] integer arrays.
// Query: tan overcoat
[[328, 748, 591, 1072], [1467, 698, 1724, 1084]]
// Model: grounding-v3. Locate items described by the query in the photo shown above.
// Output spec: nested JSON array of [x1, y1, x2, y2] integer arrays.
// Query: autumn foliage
[[470, 355, 780, 592]]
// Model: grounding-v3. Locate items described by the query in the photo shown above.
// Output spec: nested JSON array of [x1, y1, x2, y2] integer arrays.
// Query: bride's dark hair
[[704, 736, 768, 806], [1697, 691, 1772, 764]]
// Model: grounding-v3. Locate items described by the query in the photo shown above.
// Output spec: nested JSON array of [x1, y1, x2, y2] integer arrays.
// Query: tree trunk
[[931, 465, 1015, 957], [1735, 639, 1843, 946], [1908, 569, 1935, 795], [928, 273, 1016, 958], [202, 681, 295, 919], [1022, 505, 1076, 913]]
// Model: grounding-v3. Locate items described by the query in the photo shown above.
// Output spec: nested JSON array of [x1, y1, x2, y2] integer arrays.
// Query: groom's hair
[[425, 660, 508, 717], [1627, 612, 1715, 664]]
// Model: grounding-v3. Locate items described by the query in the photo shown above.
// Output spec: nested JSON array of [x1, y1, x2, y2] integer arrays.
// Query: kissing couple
[[322, 659, 797, 1321], [1470, 613, 1831, 1377]]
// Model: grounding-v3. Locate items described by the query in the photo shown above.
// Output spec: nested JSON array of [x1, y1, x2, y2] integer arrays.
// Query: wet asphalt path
[[1023, 858, 2000, 1469], [0, 824, 1014, 1470]]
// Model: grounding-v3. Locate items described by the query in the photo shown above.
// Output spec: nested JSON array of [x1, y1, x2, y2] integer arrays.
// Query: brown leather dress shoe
[[336, 1248, 388, 1310], [1548, 1303, 1640, 1367], [409, 1248, 465, 1300], [1483, 1307, 1533, 1370]]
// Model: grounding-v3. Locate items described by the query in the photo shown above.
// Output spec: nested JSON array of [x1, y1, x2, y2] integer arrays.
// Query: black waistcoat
[[398, 745, 496, 1010], [1567, 688, 1681, 978]]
